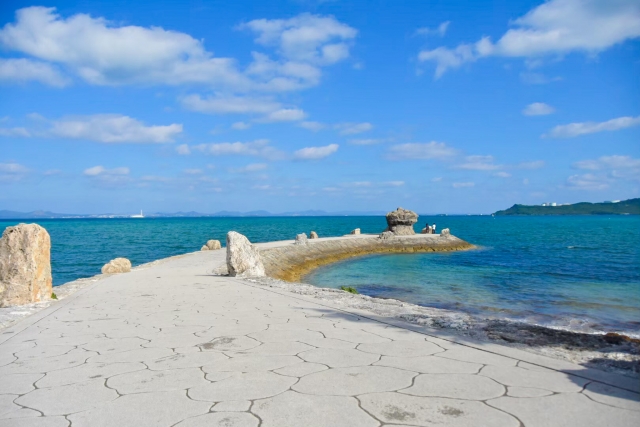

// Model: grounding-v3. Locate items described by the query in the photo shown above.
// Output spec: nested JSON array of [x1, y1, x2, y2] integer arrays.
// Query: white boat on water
[[131, 210, 144, 218]]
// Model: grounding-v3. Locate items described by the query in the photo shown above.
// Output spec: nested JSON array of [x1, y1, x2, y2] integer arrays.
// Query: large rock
[[295, 233, 308, 245], [0, 223, 52, 307], [310, 231, 319, 239], [440, 228, 451, 238], [101, 258, 131, 274], [226, 231, 265, 277], [350, 228, 361, 235], [385, 207, 418, 235], [201, 239, 221, 251]]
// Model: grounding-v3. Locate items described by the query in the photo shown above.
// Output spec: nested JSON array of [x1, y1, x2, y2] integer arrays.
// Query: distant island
[[494, 198, 640, 216]]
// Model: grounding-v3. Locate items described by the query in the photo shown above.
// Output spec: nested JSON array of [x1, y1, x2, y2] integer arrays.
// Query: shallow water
[[1, 215, 638, 336]]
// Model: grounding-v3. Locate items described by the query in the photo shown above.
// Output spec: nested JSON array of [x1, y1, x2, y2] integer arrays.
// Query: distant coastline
[[494, 198, 640, 216]]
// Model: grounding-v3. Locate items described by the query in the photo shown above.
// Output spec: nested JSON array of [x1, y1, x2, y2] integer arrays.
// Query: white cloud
[[48, 114, 182, 143], [294, 143, 339, 160], [183, 168, 203, 175], [241, 13, 357, 65], [494, 171, 511, 178], [573, 155, 640, 182], [232, 121, 251, 130], [415, 21, 450, 37], [566, 173, 610, 190], [232, 163, 268, 173], [545, 115, 640, 138], [335, 122, 373, 135], [83, 165, 129, 176], [452, 182, 475, 188], [176, 144, 191, 155], [252, 184, 271, 190], [261, 108, 306, 122], [0, 127, 31, 137], [456, 155, 501, 170], [298, 121, 325, 131], [431, 177, 442, 182], [523, 102, 555, 116], [384, 181, 405, 187], [192, 139, 284, 160], [0, 58, 68, 87], [348, 138, 385, 145], [388, 141, 457, 160], [517, 160, 545, 169], [181, 94, 281, 114], [418, 0, 640, 77], [0, 162, 29, 181]]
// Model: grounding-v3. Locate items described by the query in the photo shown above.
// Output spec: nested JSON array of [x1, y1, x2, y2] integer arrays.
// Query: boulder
[[379, 231, 395, 240], [295, 233, 308, 245], [0, 223, 52, 307], [384, 207, 418, 235], [101, 258, 132, 274], [440, 228, 451, 237], [420, 227, 428, 234], [310, 231, 319, 239], [226, 231, 265, 277], [201, 239, 221, 251], [350, 228, 361, 235]]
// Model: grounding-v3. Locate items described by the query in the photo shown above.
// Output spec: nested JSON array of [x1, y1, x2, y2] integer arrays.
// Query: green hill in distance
[[494, 198, 640, 216]]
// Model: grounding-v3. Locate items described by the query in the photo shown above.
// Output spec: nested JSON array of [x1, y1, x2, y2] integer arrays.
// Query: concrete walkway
[[0, 247, 638, 427]]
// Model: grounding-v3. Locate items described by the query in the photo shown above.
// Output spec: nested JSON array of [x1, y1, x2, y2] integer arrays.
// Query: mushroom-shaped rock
[[101, 258, 132, 274], [201, 239, 221, 251], [295, 233, 308, 245], [440, 228, 451, 237], [350, 228, 361, 235], [385, 207, 418, 235], [310, 231, 319, 239], [226, 231, 265, 277], [0, 223, 52, 307]]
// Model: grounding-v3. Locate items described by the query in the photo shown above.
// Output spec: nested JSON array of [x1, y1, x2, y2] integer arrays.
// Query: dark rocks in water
[[385, 207, 418, 235]]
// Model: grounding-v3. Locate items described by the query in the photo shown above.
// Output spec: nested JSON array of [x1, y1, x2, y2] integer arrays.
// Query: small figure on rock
[[310, 231, 319, 239]]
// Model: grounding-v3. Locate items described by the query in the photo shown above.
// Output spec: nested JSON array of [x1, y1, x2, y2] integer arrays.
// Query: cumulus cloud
[[183, 168, 203, 175], [83, 165, 129, 176], [545, 115, 640, 138], [384, 181, 405, 187], [231, 163, 268, 173], [240, 13, 357, 65], [48, 114, 182, 143], [494, 171, 511, 178], [415, 21, 450, 37], [176, 144, 191, 155], [418, 0, 640, 77], [517, 160, 545, 169], [452, 182, 475, 188], [261, 108, 306, 122], [523, 102, 555, 116], [335, 122, 373, 135], [294, 143, 339, 160], [0, 7, 355, 91], [0, 127, 31, 137], [388, 141, 458, 160], [181, 94, 281, 114], [298, 121, 325, 131], [456, 155, 501, 170], [566, 173, 610, 190], [232, 121, 251, 130], [348, 138, 385, 145], [0, 58, 68, 87], [191, 139, 285, 160]]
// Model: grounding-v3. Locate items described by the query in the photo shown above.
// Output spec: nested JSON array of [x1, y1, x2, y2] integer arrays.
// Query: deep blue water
[[1, 215, 638, 335]]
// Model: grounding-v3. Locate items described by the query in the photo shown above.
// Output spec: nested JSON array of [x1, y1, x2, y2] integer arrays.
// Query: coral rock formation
[[385, 207, 418, 235], [226, 231, 265, 277], [101, 258, 132, 274]]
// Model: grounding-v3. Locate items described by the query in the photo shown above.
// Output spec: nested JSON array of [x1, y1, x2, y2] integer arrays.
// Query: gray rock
[[226, 231, 265, 277], [384, 207, 418, 235], [201, 239, 221, 251], [350, 228, 361, 235], [295, 233, 308, 245], [0, 223, 52, 307], [310, 231, 319, 239], [440, 228, 451, 237], [378, 231, 395, 240], [101, 258, 132, 274]]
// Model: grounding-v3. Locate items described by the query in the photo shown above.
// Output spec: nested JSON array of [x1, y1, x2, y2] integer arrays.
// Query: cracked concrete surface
[[0, 248, 638, 426]]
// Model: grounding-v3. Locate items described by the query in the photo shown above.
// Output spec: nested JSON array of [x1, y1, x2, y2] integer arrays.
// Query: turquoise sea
[[1, 215, 638, 336]]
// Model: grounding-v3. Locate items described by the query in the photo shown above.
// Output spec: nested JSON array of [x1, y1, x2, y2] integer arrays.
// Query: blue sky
[[0, 0, 638, 214]]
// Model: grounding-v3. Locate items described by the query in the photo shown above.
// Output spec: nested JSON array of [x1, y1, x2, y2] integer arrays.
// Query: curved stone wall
[[259, 234, 474, 282]]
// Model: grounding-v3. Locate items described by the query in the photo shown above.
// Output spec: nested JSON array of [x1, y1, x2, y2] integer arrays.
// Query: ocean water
[[1, 215, 638, 336]]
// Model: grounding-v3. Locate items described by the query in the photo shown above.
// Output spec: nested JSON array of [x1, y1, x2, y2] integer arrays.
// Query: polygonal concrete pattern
[[0, 248, 637, 427], [253, 391, 379, 427]]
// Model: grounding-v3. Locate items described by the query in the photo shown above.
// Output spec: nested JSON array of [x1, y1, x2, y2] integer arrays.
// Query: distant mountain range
[[494, 198, 640, 216], [0, 209, 389, 219]]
